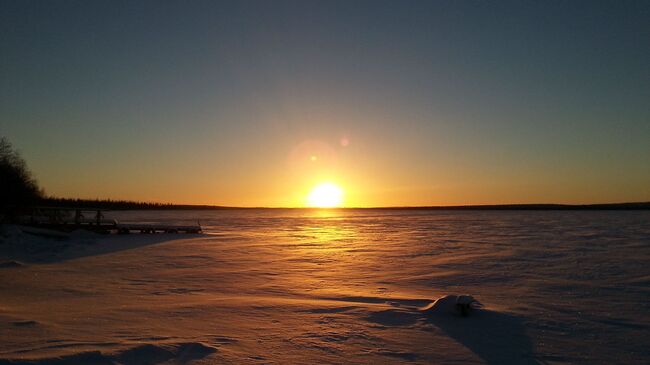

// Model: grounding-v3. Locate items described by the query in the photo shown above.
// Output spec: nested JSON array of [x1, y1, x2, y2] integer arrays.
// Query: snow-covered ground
[[1, 209, 649, 364]]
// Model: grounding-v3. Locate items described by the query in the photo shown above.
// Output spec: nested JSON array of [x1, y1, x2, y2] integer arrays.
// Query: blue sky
[[1, 0, 648, 206]]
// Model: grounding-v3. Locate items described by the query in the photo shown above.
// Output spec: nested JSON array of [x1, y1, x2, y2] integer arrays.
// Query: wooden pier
[[20, 207, 202, 234], [116, 223, 202, 234]]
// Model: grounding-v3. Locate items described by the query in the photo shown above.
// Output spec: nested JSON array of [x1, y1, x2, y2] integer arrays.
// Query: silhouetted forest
[[40, 197, 237, 210], [0, 137, 43, 219]]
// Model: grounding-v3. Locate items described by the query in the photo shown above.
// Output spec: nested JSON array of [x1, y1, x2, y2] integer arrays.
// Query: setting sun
[[306, 182, 343, 208]]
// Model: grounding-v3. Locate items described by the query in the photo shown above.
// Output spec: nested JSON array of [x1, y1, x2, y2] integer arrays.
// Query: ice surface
[[1, 210, 649, 364]]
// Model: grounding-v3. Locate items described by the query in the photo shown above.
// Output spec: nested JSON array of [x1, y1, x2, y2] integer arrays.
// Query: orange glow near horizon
[[306, 182, 344, 208], [29, 130, 650, 208]]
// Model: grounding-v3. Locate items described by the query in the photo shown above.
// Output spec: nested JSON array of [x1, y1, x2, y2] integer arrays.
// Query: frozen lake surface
[[1, 209, 649, 364]]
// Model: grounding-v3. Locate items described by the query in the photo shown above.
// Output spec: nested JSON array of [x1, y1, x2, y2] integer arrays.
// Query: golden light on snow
[[307, 182, 343, 208]]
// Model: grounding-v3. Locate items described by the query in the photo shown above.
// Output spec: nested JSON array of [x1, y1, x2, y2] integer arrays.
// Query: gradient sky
[[1, 0, 649, 207]]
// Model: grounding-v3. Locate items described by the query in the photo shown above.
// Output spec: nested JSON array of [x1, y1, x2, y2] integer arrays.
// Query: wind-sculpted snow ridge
[[0, 342, 217, 365], [0, 260, 25, 268], [0, 224, 197, 264]]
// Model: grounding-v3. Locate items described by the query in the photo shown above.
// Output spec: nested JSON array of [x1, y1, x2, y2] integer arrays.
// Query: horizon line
[[41, 198, 650, 210]]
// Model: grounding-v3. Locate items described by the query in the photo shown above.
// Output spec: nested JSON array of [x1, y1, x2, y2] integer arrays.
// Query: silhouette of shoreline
[[40, 198, 650, 211]]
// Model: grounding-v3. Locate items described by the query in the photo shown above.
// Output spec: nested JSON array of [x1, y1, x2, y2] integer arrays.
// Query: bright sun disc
[[307, 183, 343, 208]]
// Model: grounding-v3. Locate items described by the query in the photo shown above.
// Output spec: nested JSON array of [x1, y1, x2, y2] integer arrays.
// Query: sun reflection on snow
[[291, 210, 357, 252]]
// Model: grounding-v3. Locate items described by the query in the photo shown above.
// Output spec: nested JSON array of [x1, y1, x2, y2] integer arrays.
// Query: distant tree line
[[372, 203, 650, 210], [40, 197, 236, 210]]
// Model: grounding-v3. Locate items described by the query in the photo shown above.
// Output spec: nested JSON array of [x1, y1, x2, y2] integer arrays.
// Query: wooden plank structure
[[115, 223, 202, 234], [21, 207, 201, 234], [22, 206, 116, 233]]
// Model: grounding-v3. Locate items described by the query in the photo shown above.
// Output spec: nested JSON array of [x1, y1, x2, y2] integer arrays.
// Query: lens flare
[[307, 183, 343, 208]]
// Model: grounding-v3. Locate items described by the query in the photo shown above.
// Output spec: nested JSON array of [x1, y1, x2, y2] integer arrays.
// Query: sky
[[1, 0, 649, 207]]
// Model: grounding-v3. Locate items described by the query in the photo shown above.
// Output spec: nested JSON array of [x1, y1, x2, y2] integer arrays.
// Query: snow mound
[[363, 294, 485, 327], [421, 294, 483, 317]]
